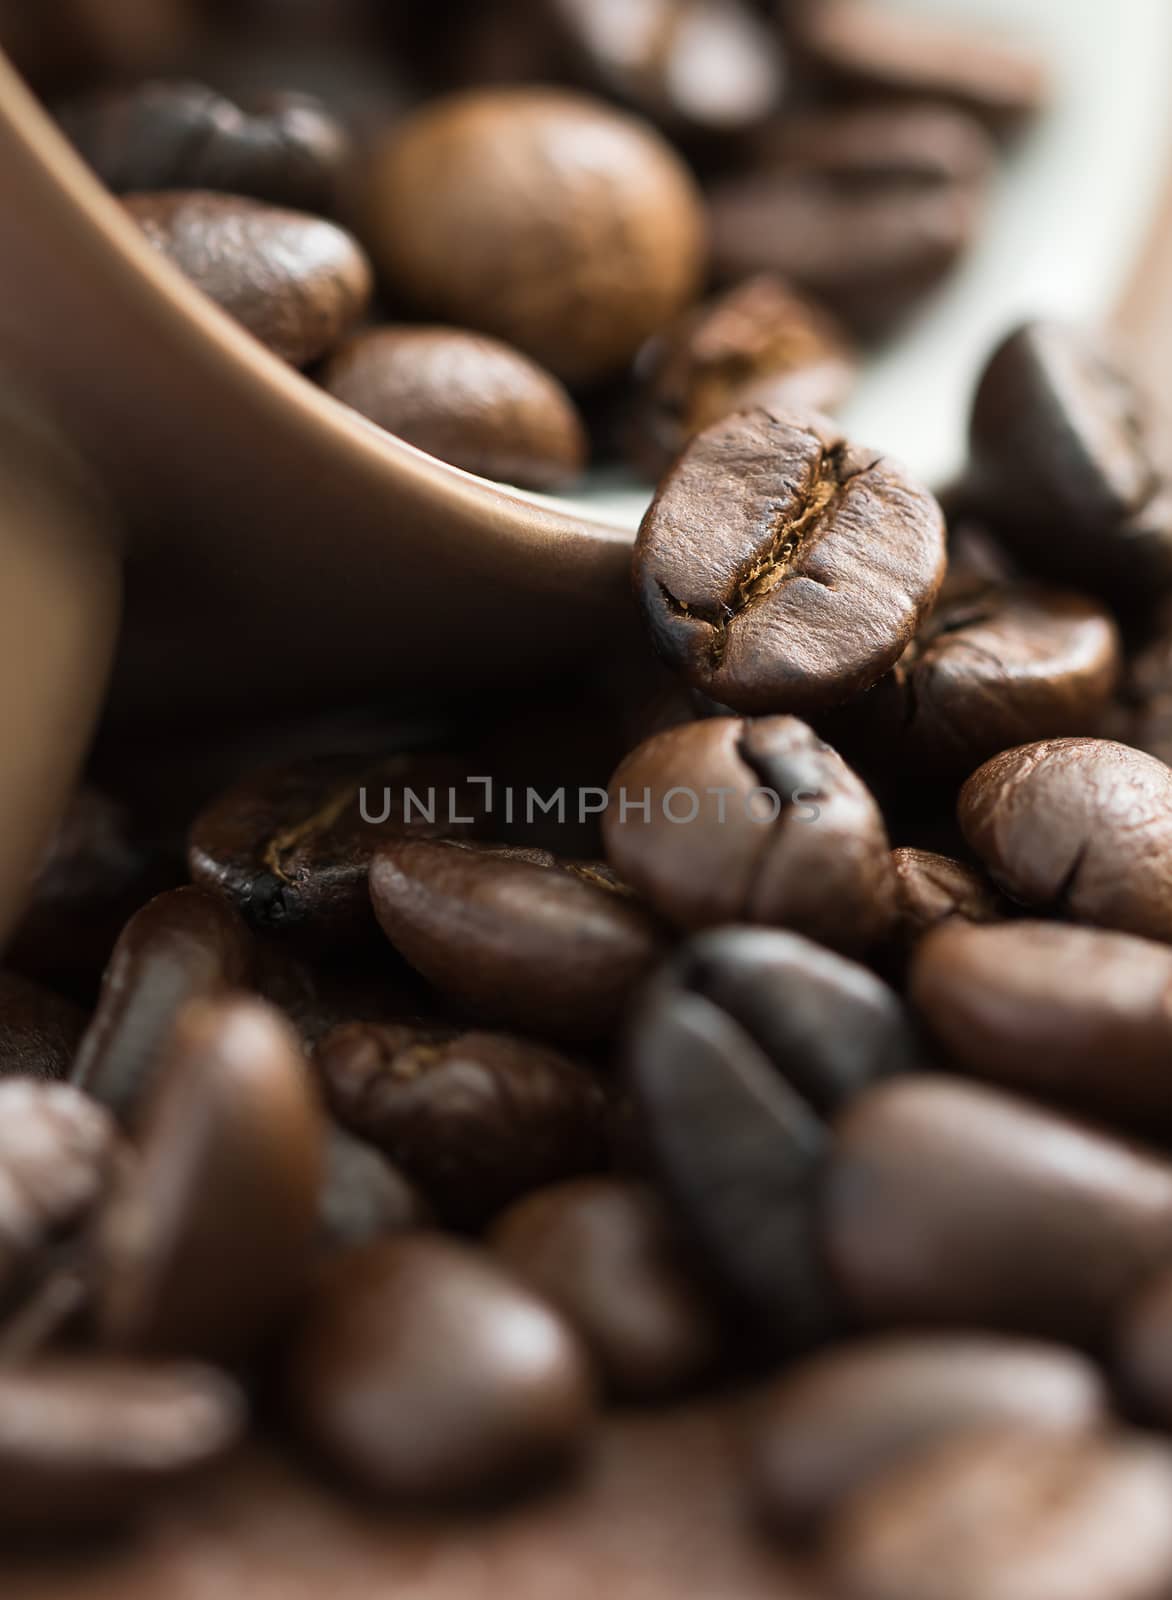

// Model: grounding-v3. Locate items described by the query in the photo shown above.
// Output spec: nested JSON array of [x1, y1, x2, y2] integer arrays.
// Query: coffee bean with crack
[[603, 717, 895, 956], [189, 752, 486, 949], [626, 980, 837, 1349], [888, 848, 1006, 961], [958, 739, 1172, 944], [634, 410, 946, 715], [967, 322, 1172, 595], [824, 580, 1121, 780], [368, 839, 666, 1041], [315, 1023, 610, 1226], [58, 80, 353, 212], [72, 886, 256, 1126]]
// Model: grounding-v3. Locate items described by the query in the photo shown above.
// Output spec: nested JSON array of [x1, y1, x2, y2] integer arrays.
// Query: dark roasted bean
[[284, 1235, 596, 1502], [708, 106, 994, 336], [958, 738, 1172, 944], [323, 327, 588, 491], [490, 1178, 720, 1399], [72, 885, 256, 1125], [369, 839, 665, 1040], [98, 994, 322, 1361], [0, 972, 87, 1082], [124, 190, 373, 366], [58, 79, 352, 210], [604, 717, 896, 955], [824, 1075, 1172, 1344], [316, 1023, 609, 1226], [752, 1335, 1106, 1535], [634, 411, 946, 714]]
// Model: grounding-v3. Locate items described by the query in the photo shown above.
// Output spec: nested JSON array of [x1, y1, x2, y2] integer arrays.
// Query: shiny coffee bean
[[824, 1075, 1172, 1344], [665, 926, 916, 1114], [316, 1023, 609, 1226], [889, 848, 1005, 955], [912, 921, 1172, 1127], [545, 0, 785, 139], [0, 972, 87, 1082], [58, 79, 352, 211], [490, 1178, 720, 1400], [7, 785, 157, 991], [361, 88, 706, 384], [99, 994, 322, 1361], [959, 739, 1172, 944], [631, 276, 858, 481], [824, 1429, 1172, 1600], [627, 982, 836, 1348], [322, 327, 588, 491], [284, 1235, 596, 1502], [124, 190, 373, 366], [0, 1080, 119, 1311], [604, 718, 895, 956], [317, 1126, 432, 1254], [709, 105, 994, 337], [0, 1361, 246, 1531], [752, 1335, 1107, 1535], [967, 322, 1172, 594], [634, 411, 946, 715], [369, 840, 665, 1041], [72, 885, 255, 1124], [795, 0, 1048, 138], [829, 581, 1120, 779], [189, 752, 484, 948]]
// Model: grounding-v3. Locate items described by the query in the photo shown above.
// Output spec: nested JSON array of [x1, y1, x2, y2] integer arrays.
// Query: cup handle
[[0, 396, 121, 945]]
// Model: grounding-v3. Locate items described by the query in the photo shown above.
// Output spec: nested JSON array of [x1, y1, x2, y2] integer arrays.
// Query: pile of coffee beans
[[34, 0, 1046, 493], [16, 2, 1172, 1594]]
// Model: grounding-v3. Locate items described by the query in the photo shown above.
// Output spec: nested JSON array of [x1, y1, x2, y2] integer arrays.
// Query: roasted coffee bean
[[889, 848, 1005, 954], [322, 327, 588, 491], [634, 411, 946, 714], [0, 972, 87, 1082], [794, 0, 1048, 138], [603, 718, 896, 956], [708, 105, 994, 337], [124, 191, 373, 366], [912, 921, 1172, 1127], [824, 1075, 1172, 1344], [967, 322, 1172, 594], [369, 840, 665, 1041], [361, 88, 706, 384], [1117, 1268, 1172, 1425], [665, 926, 915, 1114], [7, 785, 157, 991], [0, 1080, 118, 1312], [824, 1429, 1172, 1600], [958, 739, 1172, 944], [58, 80, 353, 211], [316, 1023, 609, 1225], [284, 1234, 596, 1502], [828, 582, 1120, 779], [631, 276, 858, 480], [752, 1335, 1107, 1535], [99, 994, 322, 1361], [73, 885, 255, 1124], [317, 1126, 432, 1253], [0, 0, 197, 93], [0, 1361, 246, 1531], [189, 752, 484, 948], [490, 1178, 720, 1399], [627, 982, 836, 1348], [544, 0, 785, 139]]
